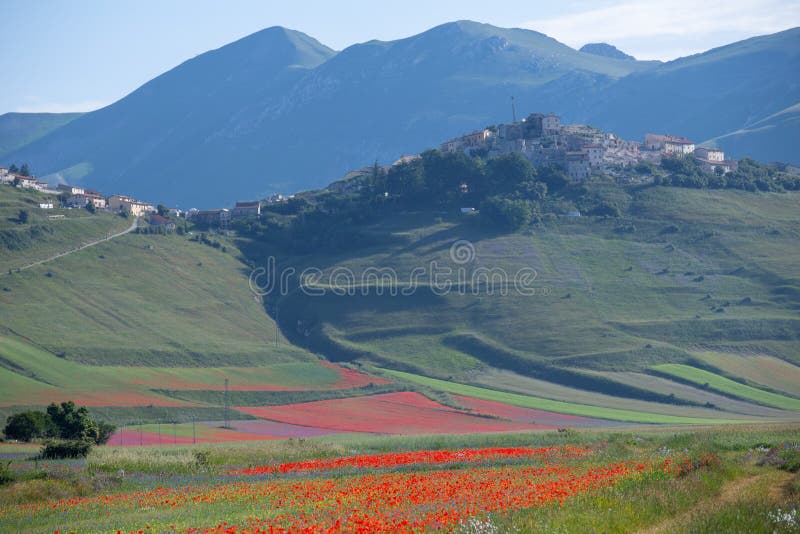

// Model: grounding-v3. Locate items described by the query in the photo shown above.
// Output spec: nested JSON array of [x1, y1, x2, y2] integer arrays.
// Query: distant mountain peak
[[580, 42, 635, 60]]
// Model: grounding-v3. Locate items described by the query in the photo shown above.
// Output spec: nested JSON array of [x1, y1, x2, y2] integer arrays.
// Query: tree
[[17, 210, 28, 224], [538, 165, 570, 191], [3, 411, 53, 442], [46, 401, 98, 441], [481, 196, 534, 230], [157, 204, 169, 217], [85, 200, 96, 214], [8, 164, 18, 174], [19, 164, 30, 177], [484, 153, 536, 195]]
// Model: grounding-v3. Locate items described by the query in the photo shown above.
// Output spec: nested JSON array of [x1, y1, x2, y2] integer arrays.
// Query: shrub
[[40, 439, 92, 459], [0, 461, 13, 485], [3, 411, 54, 442]]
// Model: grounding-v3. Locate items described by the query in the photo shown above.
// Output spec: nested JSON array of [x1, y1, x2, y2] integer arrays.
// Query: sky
[[1, 0, 798, 115]]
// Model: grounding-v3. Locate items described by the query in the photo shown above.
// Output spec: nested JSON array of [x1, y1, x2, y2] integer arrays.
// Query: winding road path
[[2, 217, 138, 276]]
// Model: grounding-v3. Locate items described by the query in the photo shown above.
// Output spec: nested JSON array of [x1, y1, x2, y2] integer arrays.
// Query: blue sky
[[2, 0, 798, 114]]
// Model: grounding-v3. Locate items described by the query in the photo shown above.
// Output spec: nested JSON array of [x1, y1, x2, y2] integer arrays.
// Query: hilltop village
[[1, 111, 792, 230], [436, 113, 738, 180]]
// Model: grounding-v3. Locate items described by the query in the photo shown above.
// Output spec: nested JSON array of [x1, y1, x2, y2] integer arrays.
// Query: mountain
[[2, 27, 335, 206], [1, 21, 652, 207], [704, 103, 800, 164], [4, 22, 799, 206], [0, 112, 83, 159], [579, 27, 800, 164], [579, 43, 635, 60]]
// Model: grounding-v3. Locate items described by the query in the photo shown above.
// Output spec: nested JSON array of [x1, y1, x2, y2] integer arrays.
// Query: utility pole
[[173, 422, 177, 445], [223, 378, 230, 429], [192, 417, 196, 445], [511, 96, 517, 123], [275, 302, 279, 348]]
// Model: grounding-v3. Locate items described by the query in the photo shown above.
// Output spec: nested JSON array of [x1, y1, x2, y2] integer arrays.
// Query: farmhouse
[[664, 137, 695, 156], [645, 133, 695, 155], [694, 147, 737, 173], [148, 214, 176, 230], [57, 184, 85, 195], [231, 200, 262, 219], [191, 208, 231, 228], [66, 191, 107, 209], [108, 195, 154, 216]]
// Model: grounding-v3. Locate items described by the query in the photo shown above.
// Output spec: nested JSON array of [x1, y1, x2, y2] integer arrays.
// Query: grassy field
[[0, 232, 310, 366], [0, 424, 798, 532], [0, 185, 131, 273], [0, 333, 386, 411], [653, 364, 800, 411], [2, 184, 799, 432], [380, 369, 746, 424], [690, 349, 800, 398]]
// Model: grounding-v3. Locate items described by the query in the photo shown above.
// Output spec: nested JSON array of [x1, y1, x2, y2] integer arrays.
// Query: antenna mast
[[511, 96, 517, 122]]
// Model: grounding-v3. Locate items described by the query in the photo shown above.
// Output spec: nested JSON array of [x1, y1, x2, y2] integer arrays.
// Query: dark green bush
[[40, 439, 92, 459]]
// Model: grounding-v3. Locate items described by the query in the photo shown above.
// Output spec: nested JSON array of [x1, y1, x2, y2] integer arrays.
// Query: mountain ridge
[[4, 22, 798, 207]]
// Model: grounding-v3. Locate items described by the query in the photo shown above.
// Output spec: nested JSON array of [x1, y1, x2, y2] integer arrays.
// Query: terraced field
[[653, 364, 800, 410]]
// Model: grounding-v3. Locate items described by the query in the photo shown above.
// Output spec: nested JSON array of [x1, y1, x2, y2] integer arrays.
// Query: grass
[[0, 185, 131, 273], [260, 187, 800, 421], [380, 369, 746, 424], [0, 424, 798, 532], [0, 232, 311, 366], [690, 349, 800, 398], [653, 364, 800, 411]]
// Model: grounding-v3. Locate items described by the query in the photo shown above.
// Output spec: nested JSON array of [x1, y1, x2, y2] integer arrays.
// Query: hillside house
[[108, 195, 154, 216], [645, 133, 695, 155], [15, 175, 39, 189], [694, 147, 737, 173], [664, 137, 695, 156], [566, 151, 591, 180], [0, 167, 11, 183], [38, 202, 54, 209], [148, 214, 176, 230], [231, 200, 262, 219], [191, 208, 230, 228], [582, 144, 604, 168], [57, 184, 85, 195], [66, 191, 106, 209]]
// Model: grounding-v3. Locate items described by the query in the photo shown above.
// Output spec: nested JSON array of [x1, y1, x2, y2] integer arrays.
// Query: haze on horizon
[[1, 0, 798, 115]]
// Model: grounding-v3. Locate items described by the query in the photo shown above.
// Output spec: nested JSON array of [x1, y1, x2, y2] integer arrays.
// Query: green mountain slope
[[243, 185, 800, 421], [0, 112, 83, 158]]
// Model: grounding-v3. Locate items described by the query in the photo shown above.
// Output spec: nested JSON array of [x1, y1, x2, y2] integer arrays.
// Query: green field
[[0, 185, 131, 273], [0, 231, 310, 366], [381, 369, 744, 424], [690, 349, 800, 398], [1, 424, 799, 532], [653, 364, 800, 411]]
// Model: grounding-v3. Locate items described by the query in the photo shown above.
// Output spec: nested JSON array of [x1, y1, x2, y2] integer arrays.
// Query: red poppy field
[[236, 392, 561, 434], [2, 425, 796, 533], [2, 445, 666, 533]]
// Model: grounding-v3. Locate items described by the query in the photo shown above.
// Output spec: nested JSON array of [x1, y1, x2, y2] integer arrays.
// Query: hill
[[0, 112, 83, 159], [579, 43, 635, 60], [232, 174, 800, 425]]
